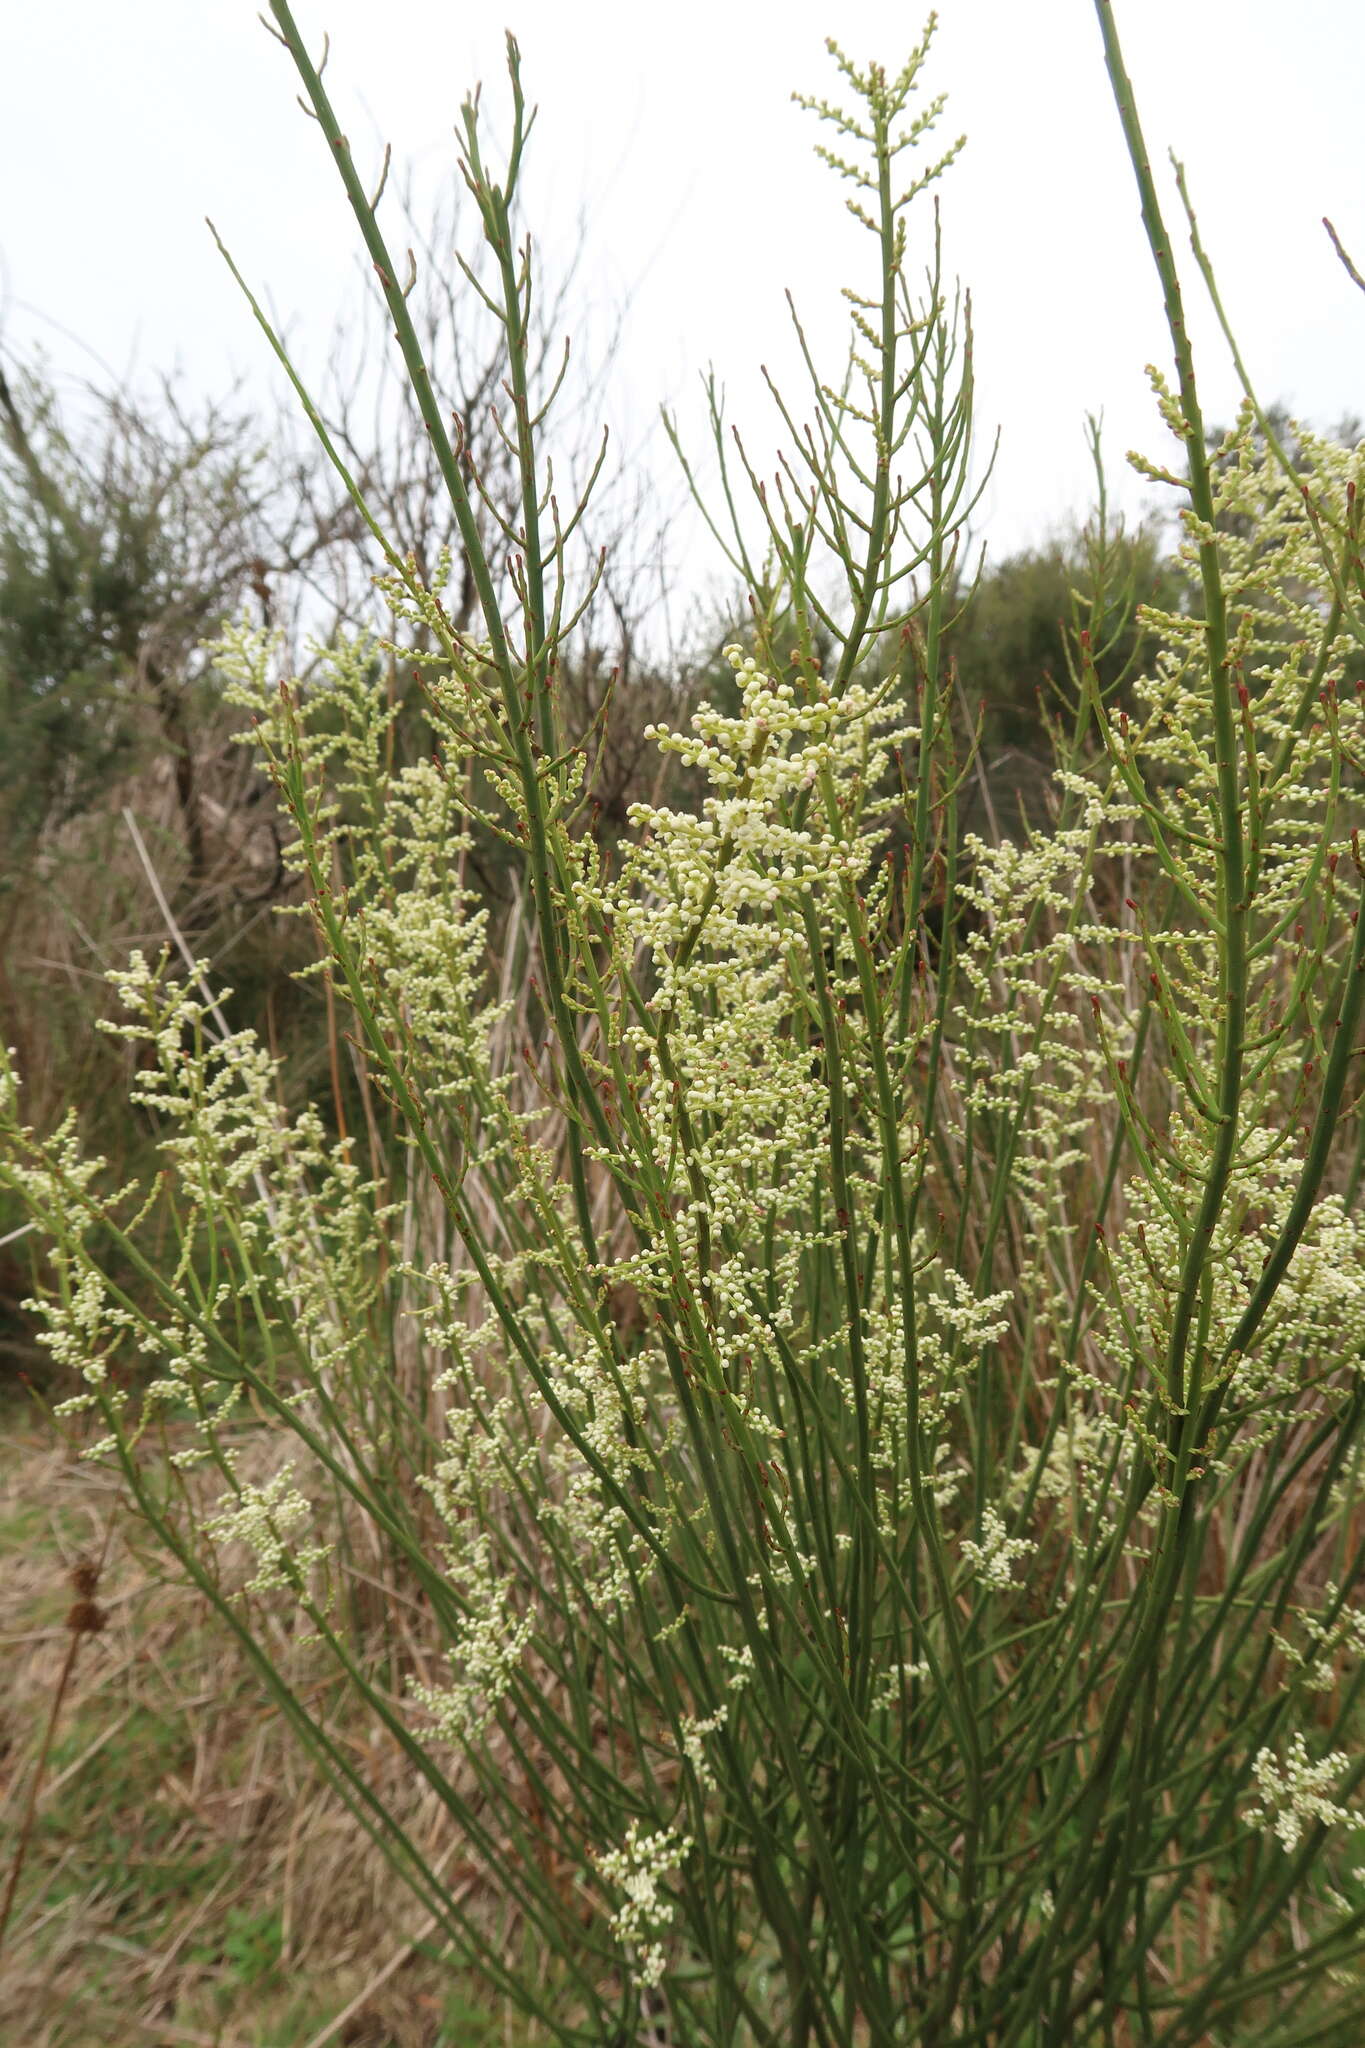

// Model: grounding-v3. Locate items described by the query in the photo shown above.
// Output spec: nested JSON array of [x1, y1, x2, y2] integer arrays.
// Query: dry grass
[[0, 1414, 531, 2048]]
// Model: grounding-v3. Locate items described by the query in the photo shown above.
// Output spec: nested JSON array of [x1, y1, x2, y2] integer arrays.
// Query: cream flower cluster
[[1104, 1105, 1365, 1432], [408, 1531, 536, 1744], [593, 645, 916, 1359], [1273, 1588, 1365, 1696], [956, 808, 1137, 1260], [1003, 1407, 1125, 1529], [205, 1462, 327, 1597], [1113, 407, 1362, 930], [1246, 1734, 1364, 1855], [594, 1820, 693, 1989], [216, 624, 511, 1129], [960, 1503, 1034, 1590], [616, 644, 916, 1002]]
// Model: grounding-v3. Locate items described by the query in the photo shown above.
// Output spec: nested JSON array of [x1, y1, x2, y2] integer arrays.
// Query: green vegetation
[[4, 3, 1365, 2044]]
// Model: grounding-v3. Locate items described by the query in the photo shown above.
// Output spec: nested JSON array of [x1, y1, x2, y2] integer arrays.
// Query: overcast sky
[[2, 0, 1362, 628]]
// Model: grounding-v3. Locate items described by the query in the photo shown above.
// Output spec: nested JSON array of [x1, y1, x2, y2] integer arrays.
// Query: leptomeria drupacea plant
[[4, 1, 1365, 2042]]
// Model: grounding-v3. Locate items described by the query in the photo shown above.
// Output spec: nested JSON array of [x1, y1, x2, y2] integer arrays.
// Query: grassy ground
[[0, 1405, 526, 2048]]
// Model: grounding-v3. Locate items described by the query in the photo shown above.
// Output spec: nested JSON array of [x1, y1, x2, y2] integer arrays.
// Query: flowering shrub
[[5, 3, 1365, 2042]]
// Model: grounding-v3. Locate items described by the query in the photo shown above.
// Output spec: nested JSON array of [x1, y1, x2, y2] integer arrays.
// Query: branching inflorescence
[[4, 4, 1365, 2042]]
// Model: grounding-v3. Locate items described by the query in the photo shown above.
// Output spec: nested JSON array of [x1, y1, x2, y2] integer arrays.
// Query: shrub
[[5, 4, 1365, 2041]]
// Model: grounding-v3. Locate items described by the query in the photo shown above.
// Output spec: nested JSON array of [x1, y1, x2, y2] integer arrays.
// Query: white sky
[[3, 0, 1362, 626]]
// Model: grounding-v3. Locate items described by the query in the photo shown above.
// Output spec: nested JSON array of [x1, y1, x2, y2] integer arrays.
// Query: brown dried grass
[[0, 1419, 522, 2048]]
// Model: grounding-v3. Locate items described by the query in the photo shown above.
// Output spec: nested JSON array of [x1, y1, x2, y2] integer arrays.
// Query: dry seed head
[[70, 1557, 101, 1600]]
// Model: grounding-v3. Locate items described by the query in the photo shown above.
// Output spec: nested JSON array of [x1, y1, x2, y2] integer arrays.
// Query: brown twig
[[0, 1529, 113, 1958]]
